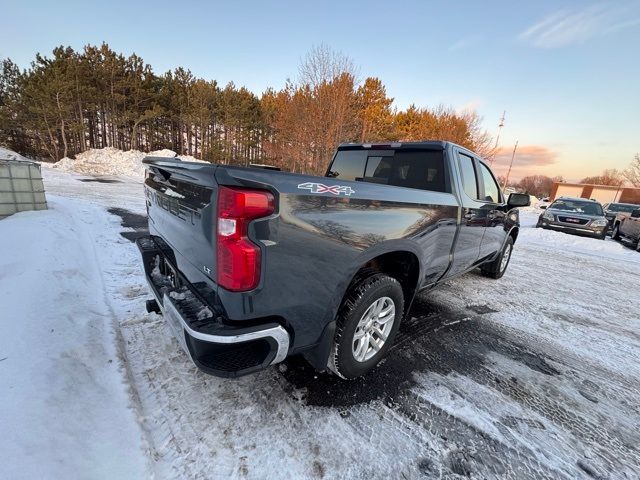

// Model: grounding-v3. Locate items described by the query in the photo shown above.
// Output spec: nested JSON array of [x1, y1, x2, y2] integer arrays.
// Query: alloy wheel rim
[[500, 243, 512, 272], [352, 297, 395, 363]]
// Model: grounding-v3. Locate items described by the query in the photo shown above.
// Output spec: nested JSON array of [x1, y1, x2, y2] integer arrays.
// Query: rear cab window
[[327, 148, 448, 193]]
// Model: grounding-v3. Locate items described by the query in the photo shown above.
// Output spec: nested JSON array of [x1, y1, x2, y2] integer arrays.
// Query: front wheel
[[612, 224, 621, 240], [328, 274, 404, 379], [480, 236, 514, 279]]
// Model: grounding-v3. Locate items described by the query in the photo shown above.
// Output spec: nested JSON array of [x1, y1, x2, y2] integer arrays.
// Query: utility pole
[[503, 140, 518, 190], [490, 111, 506, 166]]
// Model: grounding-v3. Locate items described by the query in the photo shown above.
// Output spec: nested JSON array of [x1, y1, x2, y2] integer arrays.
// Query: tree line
[[0, 44, 493, 174]]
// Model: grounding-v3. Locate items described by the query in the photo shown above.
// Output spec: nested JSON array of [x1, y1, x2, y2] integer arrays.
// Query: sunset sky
[[2, 0, 639, 181]]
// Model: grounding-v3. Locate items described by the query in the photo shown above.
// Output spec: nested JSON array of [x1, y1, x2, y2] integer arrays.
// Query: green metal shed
[[0, 158, 48, 219]]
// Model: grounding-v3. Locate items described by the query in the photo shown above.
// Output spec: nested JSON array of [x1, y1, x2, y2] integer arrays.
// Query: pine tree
[[356, 77, 394, 142], [0, 43, 495, 171]]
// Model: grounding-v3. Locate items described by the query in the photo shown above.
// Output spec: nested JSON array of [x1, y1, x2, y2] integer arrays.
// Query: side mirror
[[540, 205, 547, 210], [631, 209, 640, 218], [507, 193, 531, 208]]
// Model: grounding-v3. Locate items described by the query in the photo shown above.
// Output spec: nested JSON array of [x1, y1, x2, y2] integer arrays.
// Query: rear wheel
[[328, 274, 404, 379], [480, 236, 514, 279]]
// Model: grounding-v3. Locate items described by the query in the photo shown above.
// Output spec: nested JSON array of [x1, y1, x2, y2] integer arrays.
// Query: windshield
[[550, 199, 603, 216], [606, 203, 638, 213]]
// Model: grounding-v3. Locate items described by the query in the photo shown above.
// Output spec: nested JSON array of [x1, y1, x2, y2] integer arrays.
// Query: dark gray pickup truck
[[137, 141, 530, 379]]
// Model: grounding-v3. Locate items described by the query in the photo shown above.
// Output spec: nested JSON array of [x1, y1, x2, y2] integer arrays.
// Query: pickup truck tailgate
[[143, 158, 218, 287]]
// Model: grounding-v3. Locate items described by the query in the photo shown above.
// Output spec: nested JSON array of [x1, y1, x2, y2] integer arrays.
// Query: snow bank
[[53, 147, 205, 177], [0, 146, 33, 162]]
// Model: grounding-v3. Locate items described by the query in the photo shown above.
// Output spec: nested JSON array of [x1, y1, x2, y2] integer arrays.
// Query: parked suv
[[536, 197, 608, 239]]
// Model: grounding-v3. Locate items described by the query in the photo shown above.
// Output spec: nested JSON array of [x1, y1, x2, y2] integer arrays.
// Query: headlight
[[591, 218, 607, 227], [543, 211, 554, 221]]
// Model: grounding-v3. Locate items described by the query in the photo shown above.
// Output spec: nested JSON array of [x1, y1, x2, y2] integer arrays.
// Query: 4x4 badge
[[297, 182, 355, 196]]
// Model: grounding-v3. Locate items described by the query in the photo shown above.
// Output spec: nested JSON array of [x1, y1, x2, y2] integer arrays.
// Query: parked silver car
[[536, 197, 608, 239]]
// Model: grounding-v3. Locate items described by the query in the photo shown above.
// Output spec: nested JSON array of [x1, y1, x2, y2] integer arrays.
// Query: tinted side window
[[388, 151, 445, 192], [327, 150, 367, 181], [458, 153, 478, 199], [330, 149, 446, 192], [479, 162, 500, 203]]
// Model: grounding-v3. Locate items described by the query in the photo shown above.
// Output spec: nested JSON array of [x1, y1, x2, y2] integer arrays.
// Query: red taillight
[[217, 186, 274, 291]]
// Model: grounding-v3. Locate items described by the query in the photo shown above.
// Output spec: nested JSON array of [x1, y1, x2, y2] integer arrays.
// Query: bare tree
[[457, 109, 495, 160], [580, 169, 625, 186], [624, 154, 640, 187], [298, 44, 358, 88], [518, 175, 554, 197]]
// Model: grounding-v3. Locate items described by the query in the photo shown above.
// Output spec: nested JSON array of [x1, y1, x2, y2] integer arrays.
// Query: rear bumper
[[136, 236, 290, 378]]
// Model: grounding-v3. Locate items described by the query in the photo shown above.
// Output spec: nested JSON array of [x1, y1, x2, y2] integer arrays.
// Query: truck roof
[[337, 141, 449, 150]]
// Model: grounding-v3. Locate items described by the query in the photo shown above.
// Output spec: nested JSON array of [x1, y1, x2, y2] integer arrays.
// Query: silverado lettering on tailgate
[[146, 187, 201, 225]]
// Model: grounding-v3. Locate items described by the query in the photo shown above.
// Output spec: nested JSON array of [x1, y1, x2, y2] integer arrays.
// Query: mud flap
[[302, 320, 336, 371]]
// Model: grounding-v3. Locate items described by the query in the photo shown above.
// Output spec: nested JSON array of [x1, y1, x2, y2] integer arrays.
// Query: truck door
[[447, 150, 485, 276], [476, 160, 508, 262]]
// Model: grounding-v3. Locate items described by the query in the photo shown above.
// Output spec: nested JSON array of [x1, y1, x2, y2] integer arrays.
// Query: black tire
[[612, 224, 621, 241], [328, 274, 404, 379], [480, 236, 514, 280], [636, 240, 640, 252]]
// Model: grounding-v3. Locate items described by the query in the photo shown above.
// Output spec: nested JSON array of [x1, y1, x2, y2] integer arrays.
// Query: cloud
[[494, 145, 558, 167], [491, 145, 559, 180], [518, 3, 640, 48]]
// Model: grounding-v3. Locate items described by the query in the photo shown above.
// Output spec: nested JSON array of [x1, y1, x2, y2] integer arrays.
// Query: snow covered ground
[[1, 163, 639, 479], [0, 193, 150, 478]]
